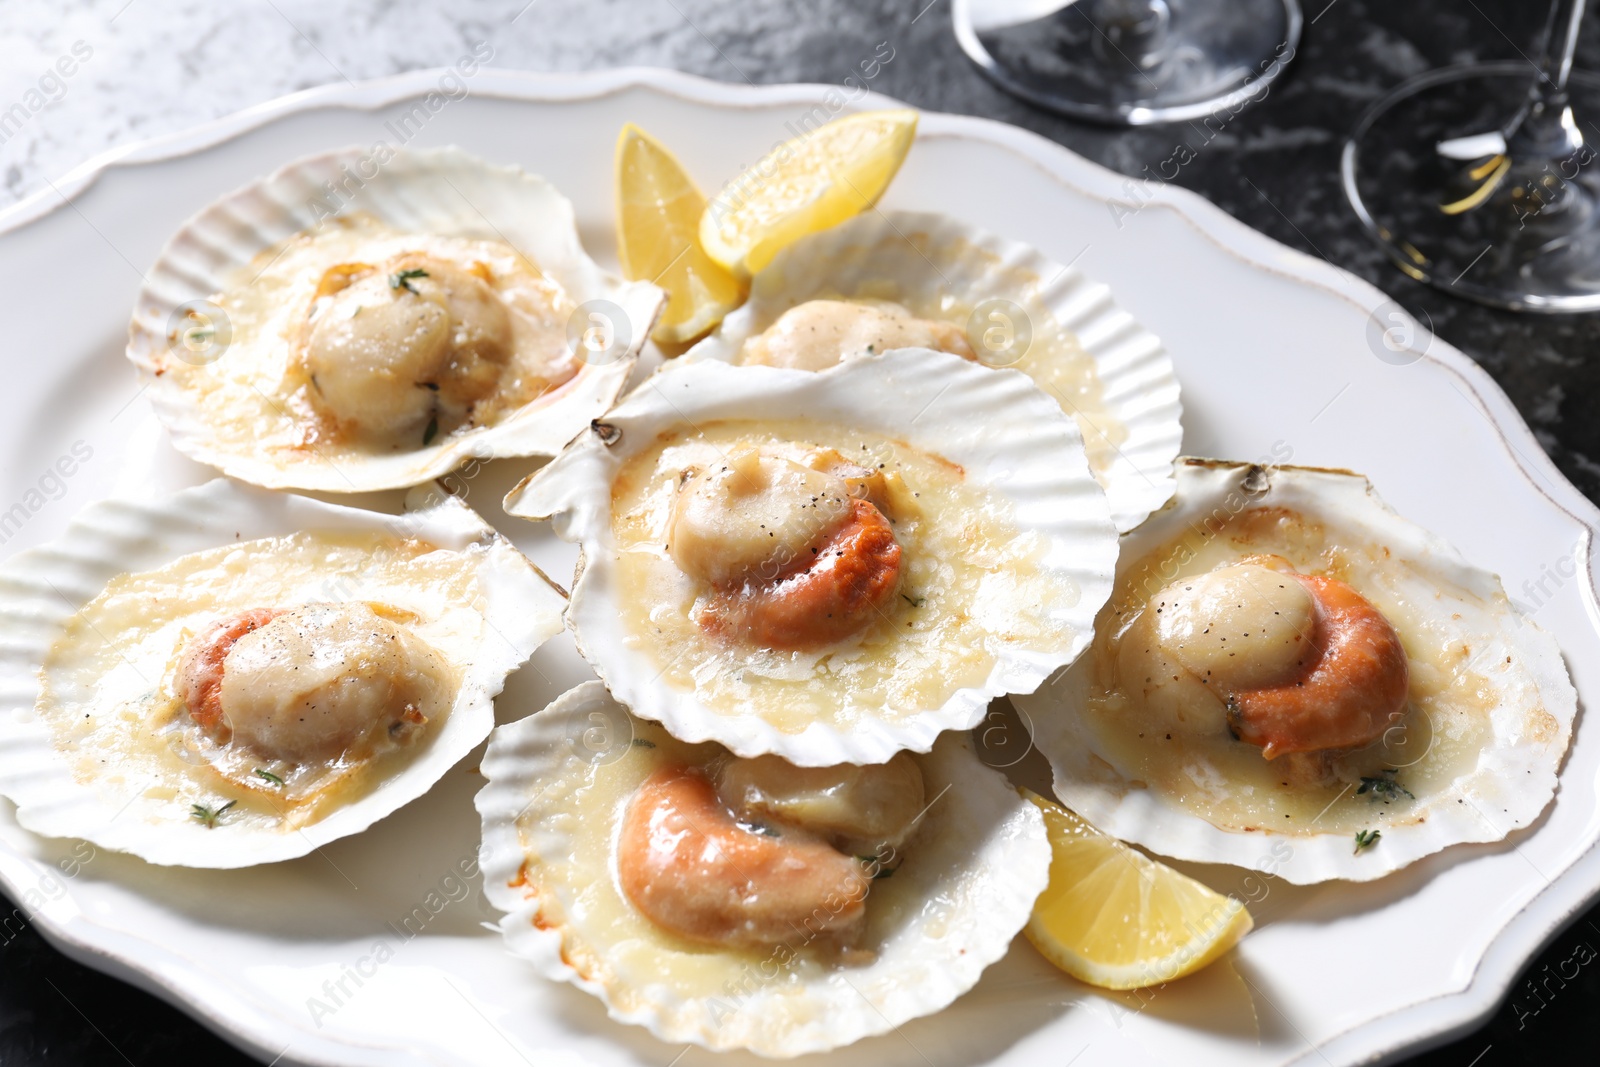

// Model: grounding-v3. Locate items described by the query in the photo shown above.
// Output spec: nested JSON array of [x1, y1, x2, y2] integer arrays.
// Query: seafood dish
[[0, 108, 1579, 1060]]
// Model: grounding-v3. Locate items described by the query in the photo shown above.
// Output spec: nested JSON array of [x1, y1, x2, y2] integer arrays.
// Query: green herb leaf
[[422, 416, 438, 446], [900, 593, 925, 608], [855, 854, 896, 879], [388, 268, 429, 294], [191, 799, 237, 829], [1357, 768, 1415, 804], [254, 768, 285, 787], [1353, 828, 1380, 854], [630, 738, 656, 748]]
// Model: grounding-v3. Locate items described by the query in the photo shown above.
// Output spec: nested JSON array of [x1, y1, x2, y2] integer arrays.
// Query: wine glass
[[952, 0, 1303, 126], [1343, 0, 1600, 312]]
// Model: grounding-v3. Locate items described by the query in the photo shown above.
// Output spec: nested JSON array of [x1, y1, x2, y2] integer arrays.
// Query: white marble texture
[[0, 0, 937, 209]]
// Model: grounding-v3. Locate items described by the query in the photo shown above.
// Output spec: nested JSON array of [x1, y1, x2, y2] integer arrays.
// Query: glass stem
[[1087, 0, 1173, 71], [1507, 0, 1587, 159]]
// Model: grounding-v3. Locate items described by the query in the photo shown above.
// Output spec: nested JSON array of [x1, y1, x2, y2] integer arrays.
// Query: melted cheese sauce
[[732, 234, 1128, 487], [1084, 506, 1498, 834], [519, 719, 940, 1002], [609, 419, 1079, 734], [37, 530, 489, 831], [159, 214, 580, 461]]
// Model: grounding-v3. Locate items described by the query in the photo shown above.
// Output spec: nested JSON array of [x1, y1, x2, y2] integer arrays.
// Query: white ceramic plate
[[0, 68, 1594, 1067]]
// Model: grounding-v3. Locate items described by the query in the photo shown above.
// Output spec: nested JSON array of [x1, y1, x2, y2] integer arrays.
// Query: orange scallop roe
[[698, 498, 902, 651], [1228, 574, 1410, 759], [176, 607, 283, 740], [617, 765, 869, 948]]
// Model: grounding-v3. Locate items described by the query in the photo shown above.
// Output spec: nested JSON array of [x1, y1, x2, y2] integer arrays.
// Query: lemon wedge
[[698, 109, 918, 276], [1021, 789, 1252, 990], [615, 123, 747, 345]]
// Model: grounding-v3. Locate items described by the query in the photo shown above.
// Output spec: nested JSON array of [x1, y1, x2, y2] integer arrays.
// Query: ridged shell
[[474, 681, 1050, 1058], [126, 146, 663, 492], [1019, 459, 1578, 884], [679, 210, 1181, 531], [503, 349, 1118, 766], [0, 478, 565, 867]]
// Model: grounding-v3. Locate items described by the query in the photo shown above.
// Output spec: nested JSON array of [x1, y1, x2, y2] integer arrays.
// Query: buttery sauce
[[1085, 505, 1497, 834], [162, 213, 580, 460], [518, 717, 944, 1003], [37, 530, 485, 830], [608, 418, 1081, 734]]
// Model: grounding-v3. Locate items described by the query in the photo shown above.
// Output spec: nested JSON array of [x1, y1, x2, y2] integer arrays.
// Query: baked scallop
[[475, 682, 1049, 1057], [127, 146, 663, 492], [0, 479, 565, 867], [678, 211, 1182, 530], [1020, 459, 1578, 883], [504, 349, 1118, 765]]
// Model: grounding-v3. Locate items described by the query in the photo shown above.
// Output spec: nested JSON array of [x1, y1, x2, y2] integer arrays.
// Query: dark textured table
[[1, 0, 1597, 1063]]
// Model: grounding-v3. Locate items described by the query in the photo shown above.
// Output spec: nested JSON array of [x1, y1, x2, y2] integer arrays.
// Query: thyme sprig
[[1357, 768, 1414, 804], [191, 799, 237, 829], [388, 267, 429, 294]]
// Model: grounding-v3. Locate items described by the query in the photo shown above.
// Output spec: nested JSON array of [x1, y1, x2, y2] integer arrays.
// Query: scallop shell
[[0, 478, 565, 868], [503, 348, 1118, 766], [127, 146, 664, 493], [475, 681, 1050, 1058], [679, 210, 1181, 531], [1019, 459, 1578, 884]]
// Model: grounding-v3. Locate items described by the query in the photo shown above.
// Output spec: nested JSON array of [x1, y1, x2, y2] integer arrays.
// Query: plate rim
[[0, 65, 1596, 1067]]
